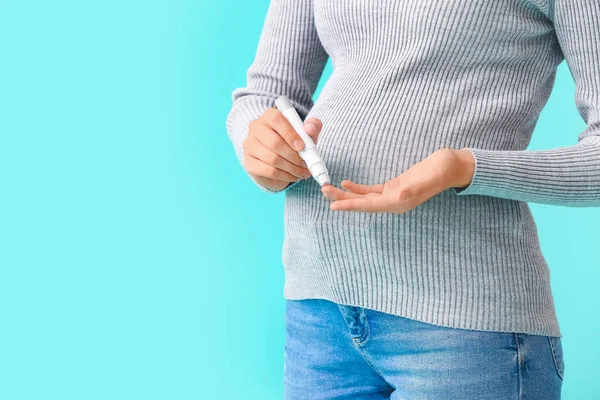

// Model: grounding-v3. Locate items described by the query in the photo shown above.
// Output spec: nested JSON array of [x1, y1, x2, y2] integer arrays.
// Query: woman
[[226, 0, 598, 398]]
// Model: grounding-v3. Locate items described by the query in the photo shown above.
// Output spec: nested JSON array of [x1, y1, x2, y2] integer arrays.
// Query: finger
[[321, 185, 364, 201], [247, 136, 311, 179], [252, 120, 306, 167], [341, 180, 385, 195], [244, 155, 300, 183], [253, 175, 289, 190], [330, 195, 397, 213], [304, 117, 322, 143], [262, 108, 306, 152]]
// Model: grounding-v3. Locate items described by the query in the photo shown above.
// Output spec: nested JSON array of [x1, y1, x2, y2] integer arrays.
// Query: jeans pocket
[[548, 336, 565, 381]]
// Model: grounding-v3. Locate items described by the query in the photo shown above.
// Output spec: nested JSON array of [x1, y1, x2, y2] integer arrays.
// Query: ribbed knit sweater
[[226, 0, 600, 337]]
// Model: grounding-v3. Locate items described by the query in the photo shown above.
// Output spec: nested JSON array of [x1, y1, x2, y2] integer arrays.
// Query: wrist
[[453, 148, 475, 188]]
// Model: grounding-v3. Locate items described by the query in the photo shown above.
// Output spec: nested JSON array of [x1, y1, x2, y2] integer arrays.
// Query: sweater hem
[[283, 282, 562, 338]]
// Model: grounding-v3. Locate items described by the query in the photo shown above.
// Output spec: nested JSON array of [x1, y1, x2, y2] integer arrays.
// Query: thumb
[[304, 118, 323, 144]]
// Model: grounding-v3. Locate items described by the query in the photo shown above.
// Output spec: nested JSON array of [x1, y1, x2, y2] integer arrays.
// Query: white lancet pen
[[275, 95, 331, 187]]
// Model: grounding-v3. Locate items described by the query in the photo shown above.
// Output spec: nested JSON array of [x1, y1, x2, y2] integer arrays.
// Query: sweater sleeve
[[453, 0, 600, 206], [225, 0, 329, 193]]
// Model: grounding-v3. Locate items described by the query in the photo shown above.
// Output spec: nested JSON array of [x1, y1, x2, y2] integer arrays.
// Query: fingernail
[[302, 170, 311, 178], [304, 122, 316, 135], [293, 140, 304, 151]]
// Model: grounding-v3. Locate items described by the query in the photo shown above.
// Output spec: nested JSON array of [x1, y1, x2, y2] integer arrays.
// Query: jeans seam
[[353, 313, 371, 345], [340, 305, 370, 344], [348, 309, 387, 381], [355, 342, 389, 382], [548, 336, 564, 381], [515, 333, 523, 400]]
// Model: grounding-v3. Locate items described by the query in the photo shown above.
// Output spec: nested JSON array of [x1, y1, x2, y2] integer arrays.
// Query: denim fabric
[[284, 299, 564, 399]]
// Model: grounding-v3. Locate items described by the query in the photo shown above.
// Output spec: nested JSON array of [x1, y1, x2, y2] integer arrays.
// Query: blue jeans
[[284, 299, 564, 399]]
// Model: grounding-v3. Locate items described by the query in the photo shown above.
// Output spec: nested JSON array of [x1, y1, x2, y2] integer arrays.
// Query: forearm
[[453, 136, 600, 206], [225, 0, 328, 193]]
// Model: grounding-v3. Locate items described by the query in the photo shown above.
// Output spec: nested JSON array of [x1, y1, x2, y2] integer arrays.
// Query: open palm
[[321, 148, 474, 214]]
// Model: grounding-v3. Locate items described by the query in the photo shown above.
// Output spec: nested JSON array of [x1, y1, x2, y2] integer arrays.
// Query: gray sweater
[[226, 0, 600, 337]]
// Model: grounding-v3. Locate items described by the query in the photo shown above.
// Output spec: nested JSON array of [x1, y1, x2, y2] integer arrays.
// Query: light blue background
[[1, 1, 598, 399]]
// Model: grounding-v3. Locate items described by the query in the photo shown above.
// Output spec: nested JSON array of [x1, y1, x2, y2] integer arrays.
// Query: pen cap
[[274, 96, 294, 112], [275, 95, 317, 151]]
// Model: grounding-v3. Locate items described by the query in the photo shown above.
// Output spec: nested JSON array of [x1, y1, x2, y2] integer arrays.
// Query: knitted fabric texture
[[226, 0, 600, 337]]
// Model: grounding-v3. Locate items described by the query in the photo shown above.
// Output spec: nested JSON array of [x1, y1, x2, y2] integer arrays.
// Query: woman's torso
[[282, 0, 563, 337]]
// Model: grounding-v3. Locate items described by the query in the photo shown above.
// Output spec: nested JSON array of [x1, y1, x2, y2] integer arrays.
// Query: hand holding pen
[[242, 100, 324, 192]]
